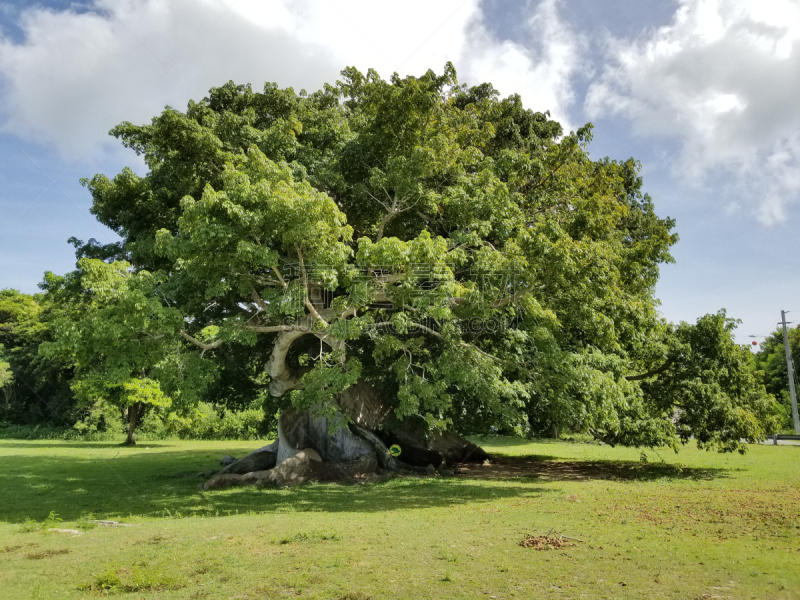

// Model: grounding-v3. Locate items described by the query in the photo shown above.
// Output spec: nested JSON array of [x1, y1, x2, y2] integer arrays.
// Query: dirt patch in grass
[[519, 534, 576, 550], [25, 549, 70, 560], [455, 456, 724, 482], [134, 534, 172, 545]]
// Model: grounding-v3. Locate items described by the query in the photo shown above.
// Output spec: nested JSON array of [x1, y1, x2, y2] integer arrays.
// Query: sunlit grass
[[0, 438, 797, 598]]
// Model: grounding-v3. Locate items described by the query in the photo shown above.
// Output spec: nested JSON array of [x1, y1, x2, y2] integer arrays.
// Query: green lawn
[[0, 438, 797, 599]]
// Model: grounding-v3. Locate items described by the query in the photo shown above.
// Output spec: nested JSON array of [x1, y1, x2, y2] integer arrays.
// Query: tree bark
[[125, 402, 140, 445], [266, 329, 308, 396]]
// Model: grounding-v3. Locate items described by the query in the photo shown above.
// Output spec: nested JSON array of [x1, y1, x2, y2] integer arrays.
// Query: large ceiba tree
[[50, 64, 774, 472]]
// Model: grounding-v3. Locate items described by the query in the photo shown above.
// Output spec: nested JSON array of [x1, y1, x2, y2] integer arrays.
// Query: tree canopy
[[43, 64, 776, 450], [0, 289, 75, 426], [754, 324, 800, 430], [39, 260, 214, 443]]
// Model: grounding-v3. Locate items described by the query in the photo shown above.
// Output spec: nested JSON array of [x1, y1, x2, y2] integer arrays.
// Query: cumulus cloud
[[585, 0, 800, 223], [0, 0, 343, 159], [0, 0, 585, 162], [460, 0, 588, 131]]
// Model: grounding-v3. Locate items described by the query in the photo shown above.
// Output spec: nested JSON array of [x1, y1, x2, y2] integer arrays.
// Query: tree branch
[[250, 288, 269, 311], [375, 192, 399, 243], [588, 427, 616, 447], [492, 288, 530, 308], [180, 330, 224, 354], [272, 266, 288, 289], [625, 358, 675, 381], [244, 325, 300, 334], [372, 321, 499, 361], [296, 246, 328, 325], [364, 188, 391, 212]]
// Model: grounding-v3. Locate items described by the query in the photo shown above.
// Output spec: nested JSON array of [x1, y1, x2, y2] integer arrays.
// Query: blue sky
[[1, 0, 799, 343]]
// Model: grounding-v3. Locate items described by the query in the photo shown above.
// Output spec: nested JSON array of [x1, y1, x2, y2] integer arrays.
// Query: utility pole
[[779, 310, 800, 434]]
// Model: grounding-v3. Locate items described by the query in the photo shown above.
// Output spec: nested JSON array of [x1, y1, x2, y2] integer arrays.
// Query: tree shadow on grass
[[0, 447, 733, 525], [459, 455, 734, 482], [0, 448, 555, 523]]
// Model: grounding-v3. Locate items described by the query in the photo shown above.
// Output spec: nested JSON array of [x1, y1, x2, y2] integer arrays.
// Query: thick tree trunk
[[201, 332, 488, 491], [202, 379, 490, 490], [125, 402, 140, 445]]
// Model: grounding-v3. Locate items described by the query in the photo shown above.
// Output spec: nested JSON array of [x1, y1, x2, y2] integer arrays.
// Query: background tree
[[40, 259, 215, 444], [0, 345, 12, 411], [69, 64, 773, 463], [634, 312, 778, 452], [0, 289, 75, 426], [755, 325, 800, 430]]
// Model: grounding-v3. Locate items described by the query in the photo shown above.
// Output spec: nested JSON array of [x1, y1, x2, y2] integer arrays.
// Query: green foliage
[[290, 354, 362, 426], [0, 345, 13, 416], [0, 289, 75, 426], [70, 400, 123, 435], [75, 513, 98, 530], [0, 404, 269, 441], [0, 422, 119, 441], [39, 260, 216, 441], [20, 510, 63, 533], [139, 402, 269, 440], [754, 325, 799, 430], [636, 312, 778, 453], [0, 346, 12, 389]]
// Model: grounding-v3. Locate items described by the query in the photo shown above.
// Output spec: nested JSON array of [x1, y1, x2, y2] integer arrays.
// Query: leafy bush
[[0, 402, 273, 441], [138, 402, 271, 440], [0, 422, 120, 441], [19, 510, 62, 532], [72, 401, 123, 435]]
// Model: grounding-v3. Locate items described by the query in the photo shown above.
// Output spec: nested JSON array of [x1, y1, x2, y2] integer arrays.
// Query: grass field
[[0, 437, 798, 599]]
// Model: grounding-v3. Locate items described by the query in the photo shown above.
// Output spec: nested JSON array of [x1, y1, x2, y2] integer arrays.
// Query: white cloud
[[0, 0, 585, 161], [585, 0, 800, 223], [460, 0, 587, 132], [0, 0, 341, 159]]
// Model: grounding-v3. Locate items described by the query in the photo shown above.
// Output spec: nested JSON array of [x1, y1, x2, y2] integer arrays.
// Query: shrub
[[138, 402, 271, 440], [1, 403, 273, 441]]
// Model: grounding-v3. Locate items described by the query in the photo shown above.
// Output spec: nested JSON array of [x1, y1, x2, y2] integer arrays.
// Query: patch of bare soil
[[24, 549, 70, 560], [519, 534, 577, 550]]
